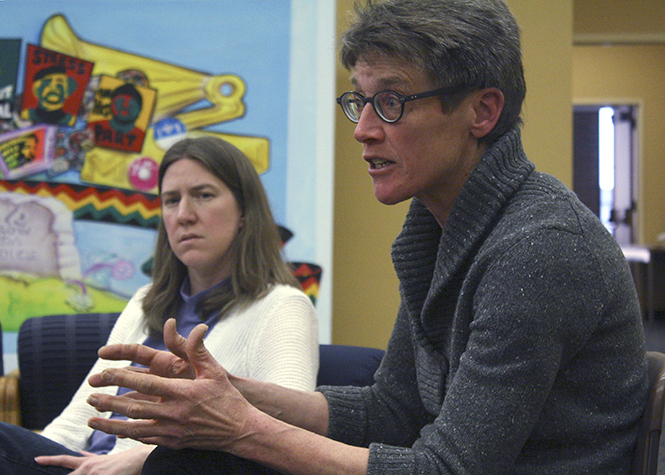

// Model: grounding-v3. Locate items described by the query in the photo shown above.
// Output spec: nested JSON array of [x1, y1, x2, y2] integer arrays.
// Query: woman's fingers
[[164, 318, 189, 361], [185, 323, 224, 379], [94, 321, 196, 381], [98, 342, 159, 365], [88, 414, 175, 441], [88, 367, 176, 398]]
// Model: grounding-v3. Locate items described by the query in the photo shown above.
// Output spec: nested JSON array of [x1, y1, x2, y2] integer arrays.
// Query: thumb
[[164, 318, 188, 361], [185, 323, 221, 377]]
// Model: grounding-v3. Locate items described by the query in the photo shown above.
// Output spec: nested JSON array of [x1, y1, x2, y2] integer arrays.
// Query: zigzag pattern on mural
[[0, 180, 161, 228], [290, 262, 322, 305]]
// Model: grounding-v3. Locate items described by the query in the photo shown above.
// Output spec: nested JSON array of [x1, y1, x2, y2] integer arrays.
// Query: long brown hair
[[142, 136, 299, 338]]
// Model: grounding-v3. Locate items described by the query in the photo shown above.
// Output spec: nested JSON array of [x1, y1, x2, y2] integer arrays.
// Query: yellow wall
[[332, 2, 409, 347], [574, 0, 665, 40], [332, 0, 574, 349]]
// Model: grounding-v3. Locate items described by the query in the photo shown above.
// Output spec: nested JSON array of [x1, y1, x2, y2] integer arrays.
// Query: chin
[[374, 190, 410, 206], [176, 253, 205, 270]]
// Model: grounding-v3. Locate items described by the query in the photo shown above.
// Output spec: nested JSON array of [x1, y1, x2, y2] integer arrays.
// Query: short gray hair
[[339, 0, 526, 144]]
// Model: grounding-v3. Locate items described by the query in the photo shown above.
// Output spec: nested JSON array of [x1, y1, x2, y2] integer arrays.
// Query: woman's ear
[[470, 87, 504, 139]]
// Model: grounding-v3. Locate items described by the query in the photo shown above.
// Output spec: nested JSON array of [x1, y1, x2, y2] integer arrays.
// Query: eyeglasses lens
[[341, 93, 362, 122], [375, 91, 402, 122], [341, 92, 403, 123]]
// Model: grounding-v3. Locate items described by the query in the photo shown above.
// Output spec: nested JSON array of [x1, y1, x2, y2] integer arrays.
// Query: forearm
[[231, 375, 330, 436], [235, 409, 368, 475]]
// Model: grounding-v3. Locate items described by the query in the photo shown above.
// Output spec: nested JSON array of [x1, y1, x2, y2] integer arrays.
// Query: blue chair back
[[18, 313, 120, 430], [317, 344, 384, 387]]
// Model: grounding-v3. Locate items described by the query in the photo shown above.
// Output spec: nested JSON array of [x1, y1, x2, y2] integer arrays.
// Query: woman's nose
[[353, 104, 385, 143], [176, 198, 196, 223]]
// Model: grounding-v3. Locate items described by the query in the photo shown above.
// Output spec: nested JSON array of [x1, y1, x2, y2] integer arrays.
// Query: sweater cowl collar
[[392, 126, 535, 320]]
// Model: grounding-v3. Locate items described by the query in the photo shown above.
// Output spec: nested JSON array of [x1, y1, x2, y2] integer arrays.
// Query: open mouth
[[370, 158, 392, 169]]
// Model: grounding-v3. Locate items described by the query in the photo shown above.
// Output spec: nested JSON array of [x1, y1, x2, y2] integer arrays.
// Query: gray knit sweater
[[320, 127, 648, 474]]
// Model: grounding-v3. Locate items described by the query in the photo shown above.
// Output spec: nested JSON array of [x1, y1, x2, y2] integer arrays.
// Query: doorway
[[573, 104, 639, 245]]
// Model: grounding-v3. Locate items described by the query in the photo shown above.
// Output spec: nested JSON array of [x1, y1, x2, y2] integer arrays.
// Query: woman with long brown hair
[[0, 136, 318, 475]]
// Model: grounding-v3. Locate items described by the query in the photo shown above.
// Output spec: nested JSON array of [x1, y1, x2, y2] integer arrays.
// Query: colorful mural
[[0, 1, 336, 367]]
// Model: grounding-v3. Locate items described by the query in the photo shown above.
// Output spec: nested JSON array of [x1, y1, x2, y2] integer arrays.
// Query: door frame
[[573, 97, 645, 244]]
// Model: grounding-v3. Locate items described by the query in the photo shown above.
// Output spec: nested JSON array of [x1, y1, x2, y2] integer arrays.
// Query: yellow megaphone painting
[[40, 14, 269, 192]]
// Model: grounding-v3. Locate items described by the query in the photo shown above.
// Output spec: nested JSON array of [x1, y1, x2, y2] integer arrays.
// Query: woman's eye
[[384, 96, 399, 108], [161, 194, 181, 206]]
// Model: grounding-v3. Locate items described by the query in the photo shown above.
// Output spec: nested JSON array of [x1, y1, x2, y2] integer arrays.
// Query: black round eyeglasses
[[336, 85, 464, 123]]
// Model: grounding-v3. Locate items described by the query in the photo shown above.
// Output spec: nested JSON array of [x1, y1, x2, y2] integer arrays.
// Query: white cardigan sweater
[[40, 283, 318, 455]]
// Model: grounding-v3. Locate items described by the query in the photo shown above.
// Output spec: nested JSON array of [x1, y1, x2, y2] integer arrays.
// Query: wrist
[[230, 405, 284, 460]]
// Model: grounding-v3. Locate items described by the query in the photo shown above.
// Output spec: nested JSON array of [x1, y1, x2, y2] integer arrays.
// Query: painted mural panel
[[0, 0, 335, 366]]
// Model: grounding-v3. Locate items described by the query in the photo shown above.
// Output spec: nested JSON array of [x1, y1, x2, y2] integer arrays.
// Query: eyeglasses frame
[[336, 85, 466, 124]]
